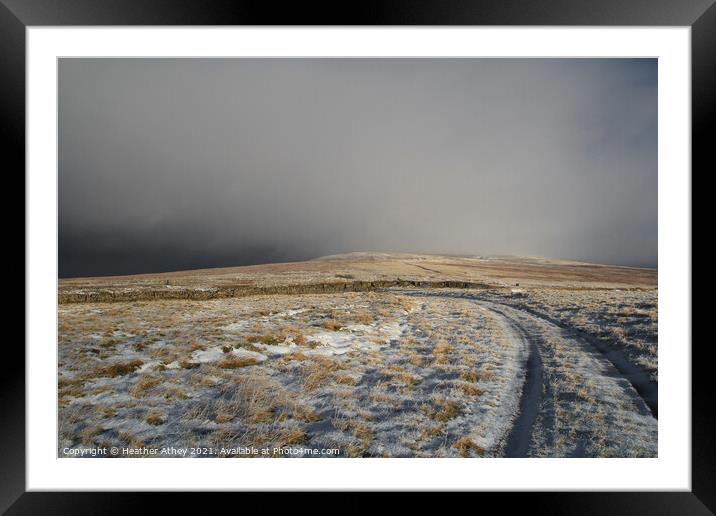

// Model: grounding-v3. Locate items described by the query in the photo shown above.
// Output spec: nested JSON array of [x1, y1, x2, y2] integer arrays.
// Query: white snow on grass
[[220, 321, 249, 332], [309, 331, 356, 355], [344, 324, 374, 333], [191, 346, 267, 364], [191, 347, 225, 363], [380, 321, 405, 342], [137, 361, 160, 373], [468, 304, 527, 451], [307, 319, 406, 355], [231, 348, 267, 362], [252, 341, 299, 355], [273, 308, 307, 317]]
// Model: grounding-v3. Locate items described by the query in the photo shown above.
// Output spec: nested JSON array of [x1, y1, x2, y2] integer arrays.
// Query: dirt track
[[402, 291, 657, 457]]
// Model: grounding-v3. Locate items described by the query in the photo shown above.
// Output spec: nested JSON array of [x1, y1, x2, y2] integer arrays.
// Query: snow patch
[[221, 321, 248, 332], [252, 341, 298, 355], [191, 346, 267, 363], [137, 361, 159, 373], [274, 309, 307, 317]]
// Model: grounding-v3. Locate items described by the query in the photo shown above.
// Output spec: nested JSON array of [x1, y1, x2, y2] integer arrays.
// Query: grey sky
[[59, 58, 657, 277]]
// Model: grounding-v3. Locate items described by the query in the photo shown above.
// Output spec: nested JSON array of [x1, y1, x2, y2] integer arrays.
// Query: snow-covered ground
[[58, 287, 657, 458]]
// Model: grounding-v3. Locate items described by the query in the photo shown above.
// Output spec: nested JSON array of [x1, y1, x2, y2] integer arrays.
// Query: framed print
[[6, 0, 708, 511]]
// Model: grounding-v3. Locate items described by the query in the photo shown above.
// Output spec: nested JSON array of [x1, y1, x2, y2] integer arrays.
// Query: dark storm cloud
[[58, 58, 657, 277]]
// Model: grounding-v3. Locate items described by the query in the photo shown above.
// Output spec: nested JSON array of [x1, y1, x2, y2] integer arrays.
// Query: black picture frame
[[6, 0, 707, 512]]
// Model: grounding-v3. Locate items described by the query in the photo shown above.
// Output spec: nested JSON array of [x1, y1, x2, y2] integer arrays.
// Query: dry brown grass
[[458, 382, 484, 397], [460, 369, 494, 383], [381, 365, 419, 388], [427, 399, 462, 422], [352, 423, 373, 443], [335, 374, 358, 386], [576, 386, 595, 403], [432, 340, 454, 365], [408, 353, 424, 367], [100, 337, 118, 348], [217, 356, 258, 369], [460, 370, 479, 383], [357, 313, 375, 326], [246, 333, 283, 345], [249, 407, 275, 424], [129, 376, 162, 397], [420, 424, 444, 440], [58, 376, 86, 398], [162, 386, 190, 400], [333, 417, 374, 454], [302, 356, 344, 391], [145, 411, 166, 426], [96, 359, 144, 378], [81, 425, 105, 445], [274, 427, 307, 449], [452, 436, 485, 457], [96, 405, 117, 418], [119, 430, 145, 448], [215, 412, 234, 424], [323, 319, 343, 331], [291, 405, 321, 423], [369, 384, 394, 404], [215, 372, 317, 430], [92, 385, 115, 395]]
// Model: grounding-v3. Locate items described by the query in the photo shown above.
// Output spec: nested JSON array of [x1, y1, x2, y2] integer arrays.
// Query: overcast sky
[[59, 58, 657, 277]]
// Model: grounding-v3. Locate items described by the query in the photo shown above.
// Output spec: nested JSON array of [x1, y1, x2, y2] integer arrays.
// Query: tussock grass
[[427, 398, 462, 422], [96, 359, 144, 378], [119, 430, 145, 448], [323, 319, 343, 331], [81, 425, 105, 445], [301, 356, 344, 391], [458, 382, 483, 397], [162, 386, 190, 400], [380, 365, 419, 388], [217, 356, 258, 369], [100, 338, 118, 348], [335, 374, 358, 386], [130, 376, 162, 397], [275, 427, 307, 448], [145, 411, 166, 426], [219, 373, 308, 425], [97, 405, 117, 418], [332, 416, 374, 456], [246, 333, 283, 345], [452, 437, 485, 457], [408, 353, 424, 367], [400, 336, 418, 348], [460, 370, 479, 383], [432, 340, 454, 365], [214, 412, 234, 424], [420, 424, 444, 440], [58, 376, 86, 398]]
